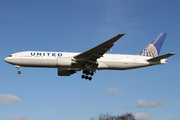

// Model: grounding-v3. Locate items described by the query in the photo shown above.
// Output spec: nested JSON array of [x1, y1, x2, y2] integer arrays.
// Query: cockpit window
[[9, 55, 12, 57]]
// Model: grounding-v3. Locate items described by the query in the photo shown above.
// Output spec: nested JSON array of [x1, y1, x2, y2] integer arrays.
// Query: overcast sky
[[1, 1, 180, 120]]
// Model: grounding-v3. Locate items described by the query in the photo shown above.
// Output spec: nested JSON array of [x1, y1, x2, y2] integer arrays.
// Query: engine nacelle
[[57, 57, 72, 67], [58, 68, 76, 76]]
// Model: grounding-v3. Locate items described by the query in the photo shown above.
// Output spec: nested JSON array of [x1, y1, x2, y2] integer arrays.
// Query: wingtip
[[170, 53, 176, 55], [118, 33, 125, 36]]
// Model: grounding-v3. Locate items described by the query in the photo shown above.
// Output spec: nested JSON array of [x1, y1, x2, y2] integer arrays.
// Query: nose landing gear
[[81, 70, 94, 81], [15, 65, 21, 74]]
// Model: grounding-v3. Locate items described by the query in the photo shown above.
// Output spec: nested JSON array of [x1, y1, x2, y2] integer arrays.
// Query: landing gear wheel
[[86, 71, 90, 75], [88, 77, 92, 81], [81, 75, 85, 79], [18, 71, 21, 74], [90, 72, 94, 76], [83, 70, 86, 74], [82, 69, 95, 80], [85, 76, 88, 80], [15, 65, 21, 74]]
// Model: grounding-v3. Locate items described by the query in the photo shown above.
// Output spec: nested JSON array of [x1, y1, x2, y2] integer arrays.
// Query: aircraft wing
[[74, 33, 125, 63]]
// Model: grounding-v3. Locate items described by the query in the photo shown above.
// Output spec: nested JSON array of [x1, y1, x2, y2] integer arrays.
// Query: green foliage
[[91, 112, 135, 120]]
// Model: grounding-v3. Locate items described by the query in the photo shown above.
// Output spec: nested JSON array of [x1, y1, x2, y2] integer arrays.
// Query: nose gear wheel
[[15, 65, 21, 74]]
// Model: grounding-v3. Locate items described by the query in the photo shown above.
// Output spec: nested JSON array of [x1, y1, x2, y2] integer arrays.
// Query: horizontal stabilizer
[[147, 53, 176, 61]]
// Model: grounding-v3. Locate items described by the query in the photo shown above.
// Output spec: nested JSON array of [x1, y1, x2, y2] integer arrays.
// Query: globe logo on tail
[[138, 43, 158, 57], [138, 33, 167, 58]]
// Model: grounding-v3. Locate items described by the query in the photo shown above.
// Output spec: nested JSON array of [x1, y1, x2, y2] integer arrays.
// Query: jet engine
[[58, 68, 76, 76], [57, 57, 72, 67]]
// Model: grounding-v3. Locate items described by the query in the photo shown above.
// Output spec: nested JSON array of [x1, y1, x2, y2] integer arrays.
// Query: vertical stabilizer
[[138, 33, 167, 57]]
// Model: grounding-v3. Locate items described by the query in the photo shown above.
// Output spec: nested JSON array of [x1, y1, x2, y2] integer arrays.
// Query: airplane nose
[[4, 57, 15, 65], [4, 57, 9, 63]]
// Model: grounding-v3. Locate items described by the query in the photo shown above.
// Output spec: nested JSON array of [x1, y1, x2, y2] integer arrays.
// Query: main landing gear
[[15, 65, 21, 74], [81, 70, 94, 81]]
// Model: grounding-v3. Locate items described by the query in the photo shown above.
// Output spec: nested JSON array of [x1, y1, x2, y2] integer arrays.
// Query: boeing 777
[[4, 33, 175, 80]]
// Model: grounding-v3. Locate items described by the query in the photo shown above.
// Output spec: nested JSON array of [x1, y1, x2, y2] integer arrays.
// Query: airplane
[[4, 33, 175, 81]]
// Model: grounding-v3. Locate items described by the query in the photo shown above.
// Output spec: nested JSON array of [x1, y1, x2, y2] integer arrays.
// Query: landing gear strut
[[15, 65, 21, 74], [81, 70, 94, 81]]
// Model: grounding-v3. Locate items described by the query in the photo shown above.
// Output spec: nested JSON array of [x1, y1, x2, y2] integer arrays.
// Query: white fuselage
[[4, 51, 167, 71]]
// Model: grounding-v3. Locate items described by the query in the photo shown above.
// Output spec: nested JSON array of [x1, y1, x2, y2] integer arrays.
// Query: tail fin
[[138, 33, 167, 57]]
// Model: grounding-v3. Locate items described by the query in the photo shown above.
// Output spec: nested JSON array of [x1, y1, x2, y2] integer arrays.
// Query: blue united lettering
[[37, 53, 42, 56], [31, 52, 62, 57], [58, 53, 62, 56], [47, 53, 50, 56], [31, 52, 35, 56], [52, 53, 56, 56]]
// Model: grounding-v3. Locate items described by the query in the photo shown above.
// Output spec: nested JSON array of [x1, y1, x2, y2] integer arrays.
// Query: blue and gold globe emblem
[[138, 43, 158, 57]]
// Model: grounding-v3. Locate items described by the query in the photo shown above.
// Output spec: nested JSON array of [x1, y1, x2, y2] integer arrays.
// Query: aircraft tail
[[138, 33, 167, 57]]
